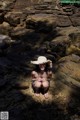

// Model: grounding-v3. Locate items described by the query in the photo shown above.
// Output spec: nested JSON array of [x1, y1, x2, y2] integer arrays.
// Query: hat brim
[[31, 60, 49, 65]]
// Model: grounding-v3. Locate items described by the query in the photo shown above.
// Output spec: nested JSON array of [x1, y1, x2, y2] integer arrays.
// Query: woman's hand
[[48, 60, 53, 68]]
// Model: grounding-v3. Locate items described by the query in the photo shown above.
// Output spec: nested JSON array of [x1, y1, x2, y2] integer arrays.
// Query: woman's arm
[[31, 71, 38, 81], [47, 60, 53, 79]]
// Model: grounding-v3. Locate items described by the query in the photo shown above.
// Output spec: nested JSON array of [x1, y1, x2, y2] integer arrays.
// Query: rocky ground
[[0, 0, 80, 120]]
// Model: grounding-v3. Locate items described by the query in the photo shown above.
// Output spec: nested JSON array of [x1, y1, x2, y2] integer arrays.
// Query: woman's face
[[39, 63, 46, 71]]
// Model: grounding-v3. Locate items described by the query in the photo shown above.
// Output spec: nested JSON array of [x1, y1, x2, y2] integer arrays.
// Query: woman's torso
[[33, 71, 48, 82]]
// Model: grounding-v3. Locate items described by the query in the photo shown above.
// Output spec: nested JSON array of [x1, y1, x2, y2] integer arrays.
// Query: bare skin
[[31, 61, 52, 98]]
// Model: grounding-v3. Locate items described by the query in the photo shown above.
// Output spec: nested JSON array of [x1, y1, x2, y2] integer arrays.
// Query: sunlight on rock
[[54, 85, 72, 105], [19, 76, 71, 105], [21, 82, 53, 103]]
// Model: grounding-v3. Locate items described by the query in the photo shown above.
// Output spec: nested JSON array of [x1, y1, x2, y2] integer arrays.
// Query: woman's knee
[[33, 81, 41, 88], [42, 81, 49, 88]]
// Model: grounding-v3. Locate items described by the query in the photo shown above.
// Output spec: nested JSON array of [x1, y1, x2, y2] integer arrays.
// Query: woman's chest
[[38, 72, 47, 79]]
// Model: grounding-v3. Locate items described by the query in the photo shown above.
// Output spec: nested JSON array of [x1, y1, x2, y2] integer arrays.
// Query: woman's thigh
[[42, 81, 50, 88], [32, 81, 41, 88]]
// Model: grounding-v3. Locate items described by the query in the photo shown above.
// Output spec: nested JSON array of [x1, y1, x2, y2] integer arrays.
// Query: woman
[[31, 56, 53, 98]]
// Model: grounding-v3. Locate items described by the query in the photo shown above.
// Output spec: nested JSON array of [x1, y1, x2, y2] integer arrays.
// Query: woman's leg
[[32, 81, 42, 96], [42, 81, 50, 98]]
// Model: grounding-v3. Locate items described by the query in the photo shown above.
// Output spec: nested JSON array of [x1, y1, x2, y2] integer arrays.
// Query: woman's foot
[[35, 93, 40, 96], [44, 93, 49, 98]]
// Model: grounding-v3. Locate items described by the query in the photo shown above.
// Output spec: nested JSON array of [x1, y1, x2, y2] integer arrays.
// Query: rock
[[2, 21, 10, 28], [70, 16, 80, 26], [56, 55, 80, 88], [4, 11, 28, 27], [0, 13, 4, 24], [0, 34, 9, 48], [6, 90, 25, 102], [0, 34, 15, 56], [71, 54, 80, 62], [66, 32, 80, 55], [12, 81, 29, 90], [10, 25, 34, 37], [0, 79, 7, 87], [0, 58, 12, 87], [69, 32, 80, 42], [57, 15, 71, 27], [23, 7, 36, 15], [58, 54, 80, 63], [0, 0, 16, 10], [0, 57, 12, 68], [34, 4, 51, 10], [4, 12, 22, 26], [0, 21, 11, 35], [13, 0, 33, 11], [0, 98, 8, 110], [0, 34, 14, 48], [51, 35, 70, 44], [49, 36, 70, 57], [71, 115, 80, 120], [66, 45, 80, 56], [0, 34, 8, 42], [62, 6, 74, 16], [63, 6, 73, 12], [58, 26, 80, 37], [44, 0, 52, 3], [26, 14, 57, 32]]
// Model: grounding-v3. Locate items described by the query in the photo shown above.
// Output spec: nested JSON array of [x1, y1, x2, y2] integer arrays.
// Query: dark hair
[[34, 63, 50, 73]]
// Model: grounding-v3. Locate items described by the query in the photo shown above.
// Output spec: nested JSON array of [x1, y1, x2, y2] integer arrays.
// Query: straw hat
[[31, 56, 49, 65]]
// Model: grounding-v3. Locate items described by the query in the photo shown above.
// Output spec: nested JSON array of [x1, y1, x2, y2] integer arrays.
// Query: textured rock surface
[[55, 54, 80, 88]]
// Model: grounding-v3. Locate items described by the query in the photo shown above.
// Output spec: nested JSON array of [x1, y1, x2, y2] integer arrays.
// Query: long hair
[[34, 63, 50, 73]]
